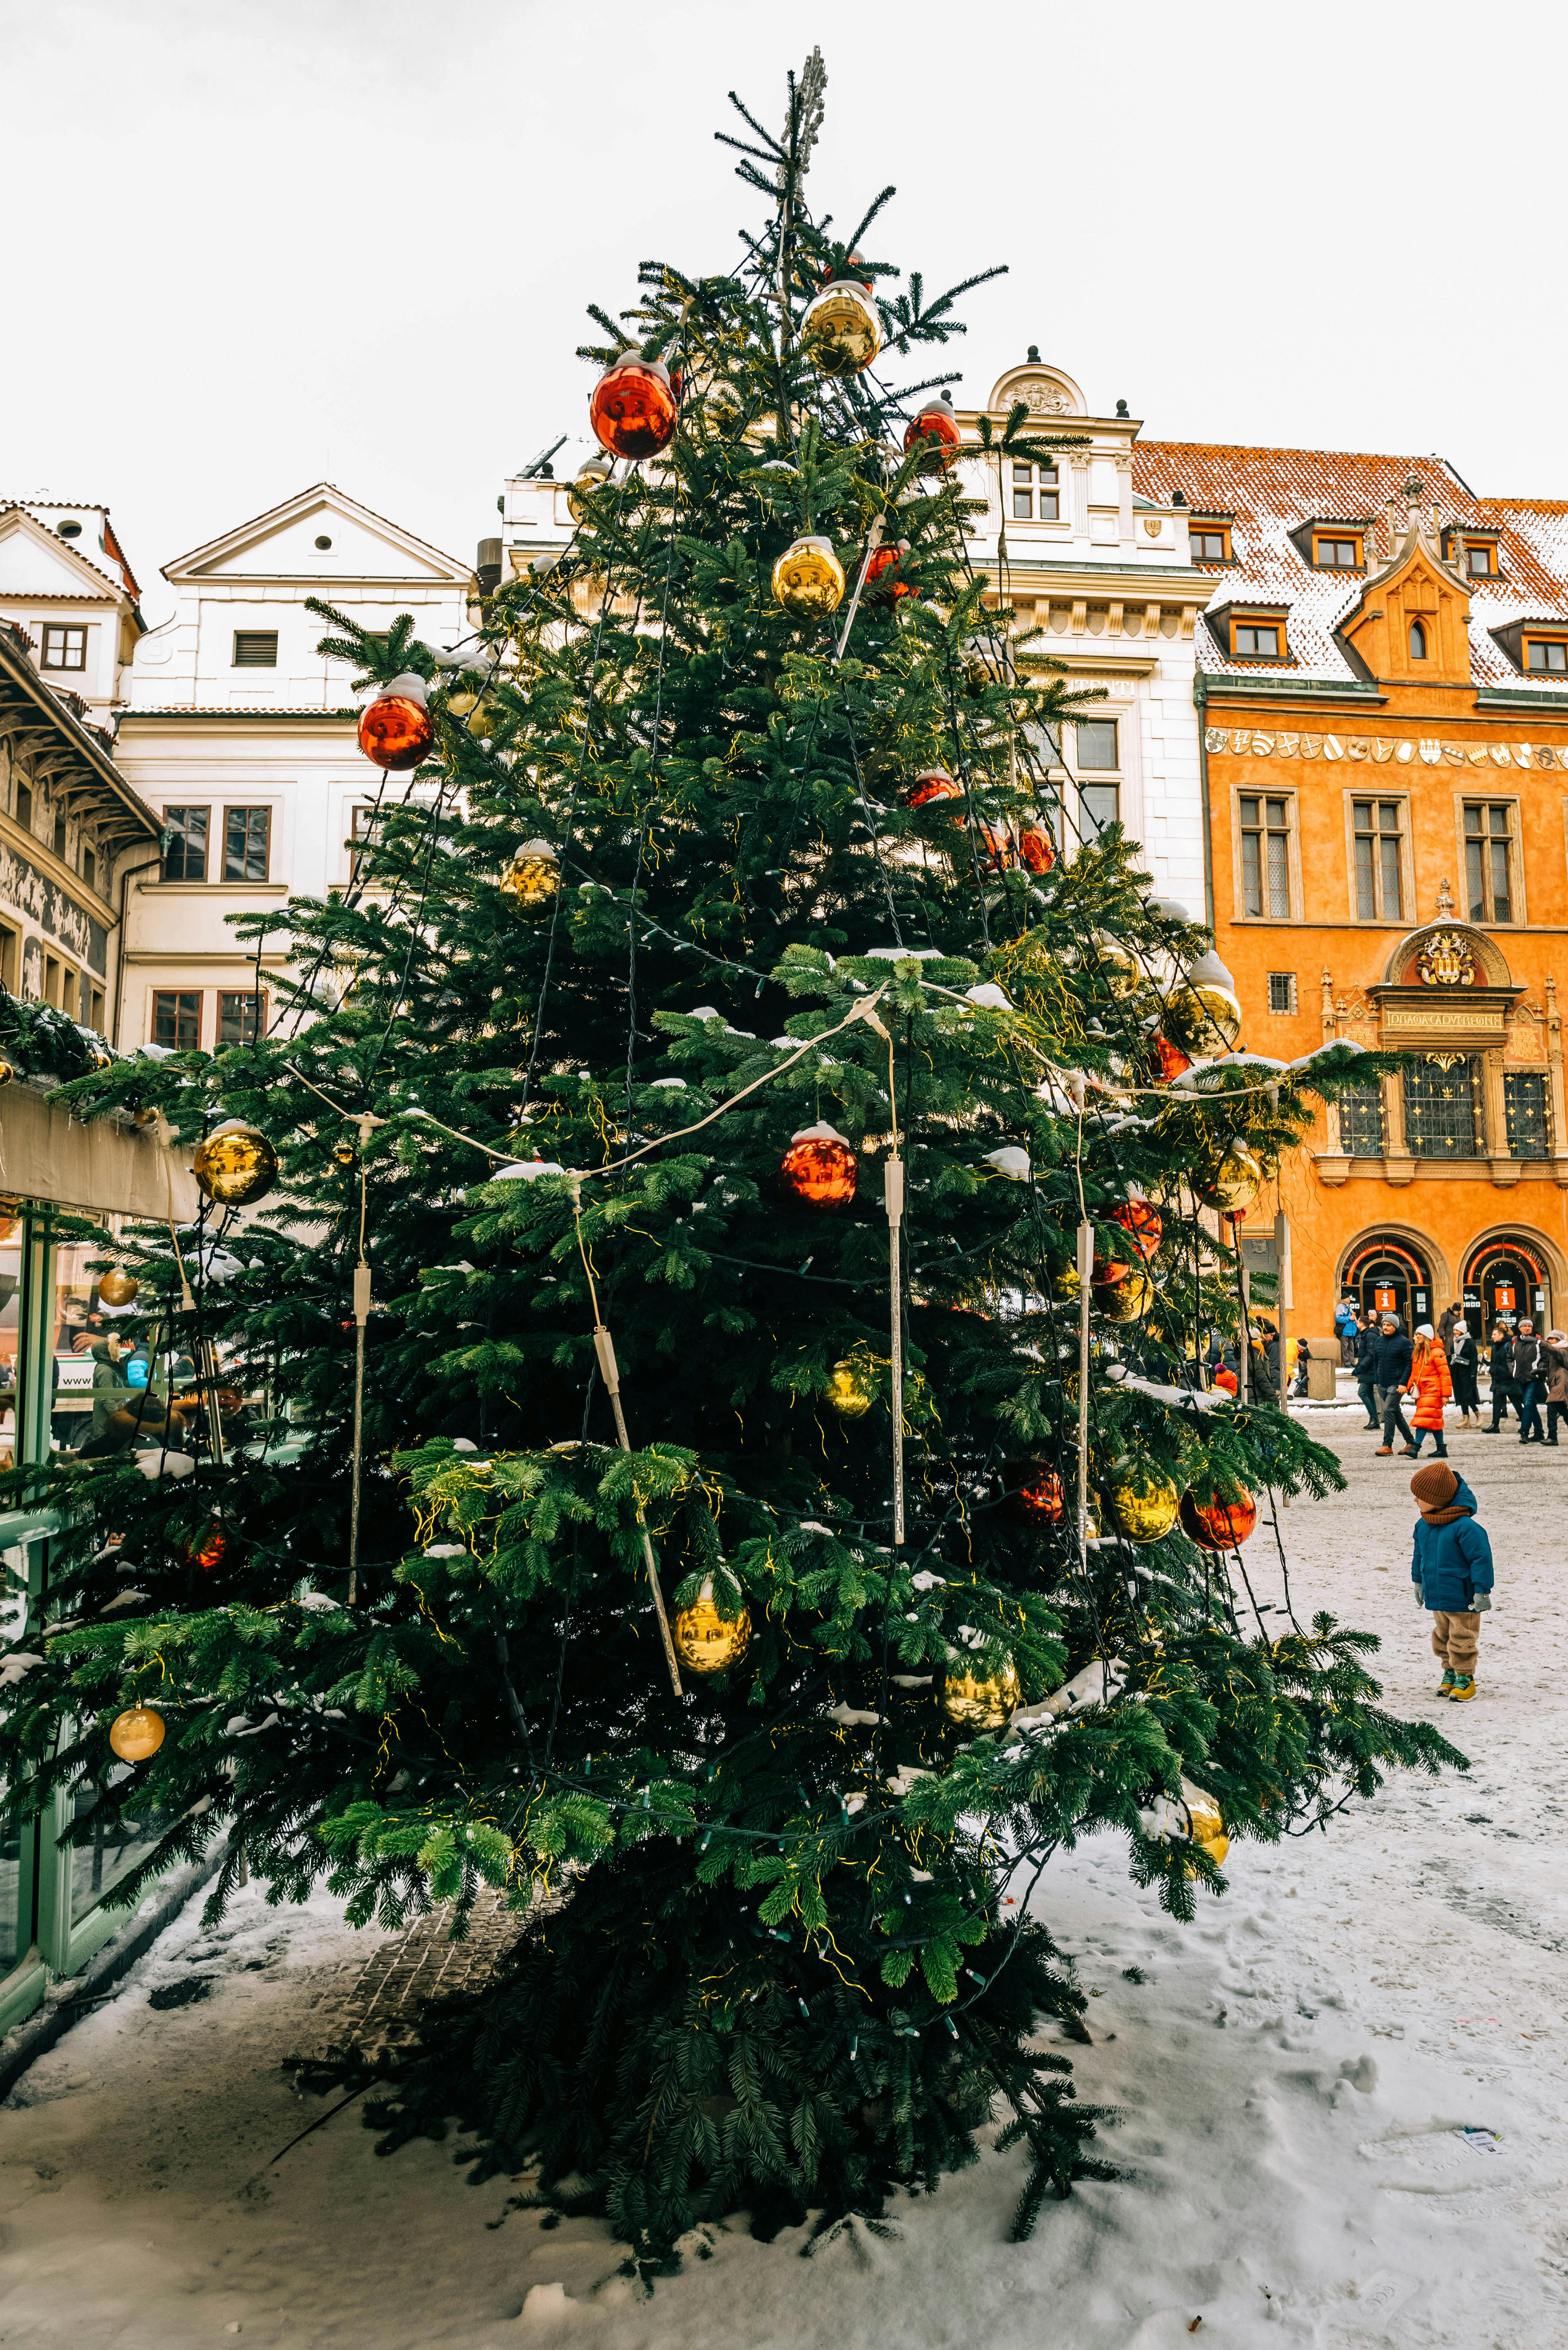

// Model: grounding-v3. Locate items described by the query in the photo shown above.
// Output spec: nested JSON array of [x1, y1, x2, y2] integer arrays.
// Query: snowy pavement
[[3, 1417, 1566, 2349]]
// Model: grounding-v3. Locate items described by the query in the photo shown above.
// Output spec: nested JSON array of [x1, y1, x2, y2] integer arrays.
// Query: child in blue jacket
[[1410, 1461, 1493, 1701]]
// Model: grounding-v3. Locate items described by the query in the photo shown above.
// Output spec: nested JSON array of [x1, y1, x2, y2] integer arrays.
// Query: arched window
[[1409, 618, 1428, 660]]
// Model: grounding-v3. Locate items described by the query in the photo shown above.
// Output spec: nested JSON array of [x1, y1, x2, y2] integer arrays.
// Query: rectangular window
[[1074, 719, 1119, 841], [151, 990, 202, 1050], [81, 844, 96, 893], [1464, 541, 1497, 577], [1189, 524, 1231, 562], [1352, 798, 1405, 920], [162, 805, 209, 882], [1266, 971, 1297, 1013], [218, 990, 265, 1046], [1239, 794, 1292, 917], [223, 805, 271, 882], [88, 985, 105, 1032], [1009, 462, 1060, 522], [1403, 1055, 1483, 1157], [1233, 620, 1282, 658], [1524, 637, 1568, 673], [43, 954, 58, 1007], [1504, 1072, 1550, 1157], [14, 782, 32, 831], [1075, 720, 1119, 771], [40, 624, 87, 671], [0, 922, 15, 990], [1464, 802, 1515, 923], [232, 630, 279, 667], [53, 813, 67, 861], [349, 803, 382, 879], [1340, 1084, 1386, 1158], [1313, 535, 1362, 569]]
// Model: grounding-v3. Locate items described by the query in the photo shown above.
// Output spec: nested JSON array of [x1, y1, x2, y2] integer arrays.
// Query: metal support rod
[[347, 1264, 369, 1605], [1076, 1218, 1094, 1568], [592, 1324, 683, 1698], [885, 1155, 905, 1545], [831, 518, 885, 667]]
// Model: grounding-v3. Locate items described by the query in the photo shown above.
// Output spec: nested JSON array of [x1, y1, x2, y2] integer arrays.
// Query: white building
[[0, 500, 145, 731], [116, 484, 472, 1052]]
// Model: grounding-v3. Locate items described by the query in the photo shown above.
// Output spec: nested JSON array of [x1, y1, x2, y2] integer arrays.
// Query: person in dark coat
[[1447, 1320, 1481, 1428], [1513, 1320, 1548, 1444], [1410, 1462, 1493, 1700], [1543, 1332, 1568, 1446], [1484, 1325, 1518, 1432], [1353, 1313, 1380, 1428], [1367, 1312, 1415, 1454]]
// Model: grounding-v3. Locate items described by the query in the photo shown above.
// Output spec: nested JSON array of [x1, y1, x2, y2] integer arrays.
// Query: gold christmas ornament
[[942, 1655, 1021, 1731], [1167, 982, 1243, 1058], [0, 1059, 12, 1088], [193, 1120, 279, 1208], [1094, 1267, 1155, 1323], [1193, 1137, 1263, 1216], [566, 459, 612, 521], [1049, 1259, 1081, 1302], [1108, 1465, 1180, 1545], [799, 277, 882, 377], [331, 1142, 356, 1169], [85, 1043, 113, 1073], [1182, 1779, 1229, 1869], [109, 1705, 165, 1762], [97, 1266, 140, 1308], [672, 1581, 751, 1674], [1093, 933, 1144, 1000], [499, 840, 561, 906], [771, 535, 846, 619], [465, 695, 506, 741], [826, 1357, 876, 1418]]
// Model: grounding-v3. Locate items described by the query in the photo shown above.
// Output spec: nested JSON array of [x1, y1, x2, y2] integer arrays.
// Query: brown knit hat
[[1410, 1461, 1459, 1507]]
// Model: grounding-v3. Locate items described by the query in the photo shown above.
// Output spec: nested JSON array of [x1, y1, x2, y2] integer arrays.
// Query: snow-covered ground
[[4, 1414, 1566, 2350]]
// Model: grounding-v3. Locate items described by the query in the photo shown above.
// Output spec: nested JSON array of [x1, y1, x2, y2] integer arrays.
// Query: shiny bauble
[[781, 1123, 857, 1208], [464, 695, 506, 742], [1179, 1486, 1259, 1552], [1013, 1465, 1065, 1525], [703, 379, 745, 435], [771, 535, 846, 619], [1094, 1267, 1155, 1323], [358, 692, 433, 772], [1018, 823, 1056, 876], [800, 277, 882, 377], [85, 1044, 114, 1073], [1108, 1198, 1162, 1263], [0, 1196, 22, 1243], [0, 1060, 12, 1088], [588, 355, 678, 461], [826, 1357, 875, 1418], [330, 1142, 356, 1169], [1048, 1258, 1081, 1302], [672, 1582, 751, 1674], [96, 1266, 140, 1308], [109, 1705, 165, 1762], [1193, 1137, 1263, 1215], [903, 396, 961, 468], [865, 539, 917, 600], [942, 1656, 1021, 1731], [499, 840, 561, 907], [1182, 1779, 1228, 1867], [566, 458, 612, 520], [904, 768, 961, 810], [194, 1120, 279, 1208], [1108, 1465, 1180, 1545], [133, 1104, 159, 1127], [188, 1521, 232, 1574], [1167, 981, 1243, 1058], [1150, 1032, 1193, 1084], [1093, 933, 1143, 999]]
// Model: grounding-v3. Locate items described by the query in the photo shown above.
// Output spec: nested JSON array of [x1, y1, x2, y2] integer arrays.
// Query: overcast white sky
[[7, 0, 1566, 624]]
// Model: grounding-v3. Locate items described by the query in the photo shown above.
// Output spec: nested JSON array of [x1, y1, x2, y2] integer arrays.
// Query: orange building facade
[[1127, 447, 1568, 1346]]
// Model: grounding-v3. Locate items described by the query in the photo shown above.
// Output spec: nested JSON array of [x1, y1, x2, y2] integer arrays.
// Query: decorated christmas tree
[[2, 62, 1461, 2271]]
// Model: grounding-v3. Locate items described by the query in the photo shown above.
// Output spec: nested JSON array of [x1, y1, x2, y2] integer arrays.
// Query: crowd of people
[[1338, 1299, 1568, 1456]]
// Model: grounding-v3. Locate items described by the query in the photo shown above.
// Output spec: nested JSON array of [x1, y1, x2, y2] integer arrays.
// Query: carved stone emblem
[[1017, 377, 1074, 415], [1417, 929, 1477, 989]]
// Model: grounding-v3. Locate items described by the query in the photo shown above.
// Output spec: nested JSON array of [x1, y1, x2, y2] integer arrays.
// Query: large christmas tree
[[3, 63, 1460, 2271]]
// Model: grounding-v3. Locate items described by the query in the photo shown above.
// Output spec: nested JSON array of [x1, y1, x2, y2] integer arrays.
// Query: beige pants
[[1431, 1611, 1480, 1672]]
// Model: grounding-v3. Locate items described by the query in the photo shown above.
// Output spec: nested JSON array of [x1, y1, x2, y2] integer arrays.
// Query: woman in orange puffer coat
[[1404, 1324, 1454, 1458]]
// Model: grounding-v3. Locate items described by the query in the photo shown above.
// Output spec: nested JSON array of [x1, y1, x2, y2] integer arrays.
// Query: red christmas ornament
[[905, 768, 961, 810], [903, 397, 962, 468], [358, 693, 432, 772], [588, 356, 678, 462], [1018, 823, 1056, 876], [780, 1122, 857, 1208], [188, 1521, 232, 1574], [1108, 1198, 1163, 1262], [978, 819, 1014, 867], [1179, 1486, 1258, 1552], [866, 539, 917, 600], [1150, 1031, 1192, 1084], [1013, 1465, 1065, 1525]]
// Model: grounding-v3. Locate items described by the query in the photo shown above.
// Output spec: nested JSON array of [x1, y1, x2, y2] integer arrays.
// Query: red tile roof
[[1130, 441, 1568, 694]]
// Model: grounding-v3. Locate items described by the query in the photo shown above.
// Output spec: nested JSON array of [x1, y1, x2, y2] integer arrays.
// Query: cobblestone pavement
[[294, 1888, 531, 2060]]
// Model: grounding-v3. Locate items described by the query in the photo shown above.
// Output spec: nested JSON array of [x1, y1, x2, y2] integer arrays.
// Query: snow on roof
[[1130, 441, 1568, 695]]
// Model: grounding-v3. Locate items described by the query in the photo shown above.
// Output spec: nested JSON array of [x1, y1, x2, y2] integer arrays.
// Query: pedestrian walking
[[1291, 1334, 1313, 1398], [1335, 1294, 1359, 1367], [1404, 1325, 1453, 1457], [1512, 1319, 1548, 1445], [1484, 1324, 1518, 1433], [1410, 1461, 1493, 1702], [1437, 1301, 1464, 1359], [1354, 1313, 1380, 1428], [1448, 1320, 1481, 1428], [1542, 1330, 1568, 1447], [1368, 1311, 1415, 1455]]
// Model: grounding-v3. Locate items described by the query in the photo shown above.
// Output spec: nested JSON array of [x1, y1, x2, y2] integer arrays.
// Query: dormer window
[[1487, 616, 1568, 676], [1189, 521, 1232, 563], [1313, 531, 1363, 570], [1409, 619, 1428, 660], [1524, 634, 1568, 674], [1462, 537, 1497, 578], [1231, 612, 1287, 659]]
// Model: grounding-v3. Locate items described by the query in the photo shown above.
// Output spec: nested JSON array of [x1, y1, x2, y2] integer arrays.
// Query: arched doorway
[[1343, 1236, 1433, 1329], [1463, 1238, 1551, 1337]]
